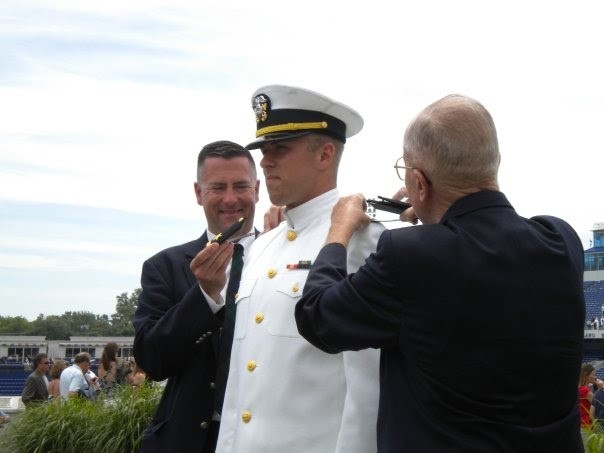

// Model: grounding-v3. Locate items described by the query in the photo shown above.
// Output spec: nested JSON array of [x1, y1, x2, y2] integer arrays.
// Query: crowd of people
[[131, 84, 587, 452], [18, 343, 147, 408]]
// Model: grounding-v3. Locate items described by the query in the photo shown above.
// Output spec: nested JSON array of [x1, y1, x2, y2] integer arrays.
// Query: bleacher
[[0, 378, 27, 397], [0, 367, 30, 397], [584, 281, 604, 322]]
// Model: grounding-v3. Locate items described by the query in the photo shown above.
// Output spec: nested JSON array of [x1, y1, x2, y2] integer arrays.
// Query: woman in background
[[98, 342, 119, 388], [579, 363, 597, 428], [127, 357, 147, 388], [48, 359, 67, 399]]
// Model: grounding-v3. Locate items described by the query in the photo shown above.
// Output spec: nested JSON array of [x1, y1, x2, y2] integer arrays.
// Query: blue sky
[[1, 1, 603, 319]]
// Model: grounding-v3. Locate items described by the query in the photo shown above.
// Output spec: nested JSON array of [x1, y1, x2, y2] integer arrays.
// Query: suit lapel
[[182, 233, 208, 287]]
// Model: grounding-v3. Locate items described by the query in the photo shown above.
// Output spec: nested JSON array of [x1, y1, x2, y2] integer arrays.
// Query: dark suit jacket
[[21, 370, 49, 405], [296, 191, 585, 452], [133, 233, 223, 453]]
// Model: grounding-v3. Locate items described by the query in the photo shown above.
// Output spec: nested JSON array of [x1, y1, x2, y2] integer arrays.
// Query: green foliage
[[0, 316, 29, 335], [0, 288, 141, 338], [28, 315, 72, 340], [110, 289, 140, 336], [0, 384, 162, 453]]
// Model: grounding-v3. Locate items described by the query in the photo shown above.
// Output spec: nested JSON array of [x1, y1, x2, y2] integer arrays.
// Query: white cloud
[[1, 0, 603, 319]]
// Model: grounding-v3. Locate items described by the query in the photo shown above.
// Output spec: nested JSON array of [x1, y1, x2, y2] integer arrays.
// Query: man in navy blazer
[[295, 95, 585, 452], [134, 140, 259, 453]]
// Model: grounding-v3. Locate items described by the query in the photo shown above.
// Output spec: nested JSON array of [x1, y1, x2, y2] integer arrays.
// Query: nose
[[222, 186, 239, 204], [260, 150, 274, 169]]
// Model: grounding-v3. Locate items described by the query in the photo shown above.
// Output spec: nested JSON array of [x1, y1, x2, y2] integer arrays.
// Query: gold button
[[255, 312, 264, 323], [267, 268, 277, 278], [292, 283, 299, 293], [247, 360, 257, 372], [242, 410, 252, 423], [286, 230, 297, 241]]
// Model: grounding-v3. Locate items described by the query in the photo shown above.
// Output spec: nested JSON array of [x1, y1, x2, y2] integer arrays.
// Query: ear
[[414, 169, 431, 203], [315, 141, 336, 169], [194, 182, 203, 206]]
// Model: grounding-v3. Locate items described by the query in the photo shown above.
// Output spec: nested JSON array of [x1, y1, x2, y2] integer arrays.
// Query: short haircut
[[33, 352, 48, 367], [197, 140, 256, 182], [74, 352, 91, 364]]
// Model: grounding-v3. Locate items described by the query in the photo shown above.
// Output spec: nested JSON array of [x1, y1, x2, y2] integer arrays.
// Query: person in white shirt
[[215, 85, 383, 453], [59, 352, 95, 398]]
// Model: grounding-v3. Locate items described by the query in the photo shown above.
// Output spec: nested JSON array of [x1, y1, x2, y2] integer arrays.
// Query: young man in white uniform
[[216, 85, 383, 453]]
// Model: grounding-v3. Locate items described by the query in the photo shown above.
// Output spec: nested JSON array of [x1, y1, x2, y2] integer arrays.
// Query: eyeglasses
[[393, 157, 432, 185]]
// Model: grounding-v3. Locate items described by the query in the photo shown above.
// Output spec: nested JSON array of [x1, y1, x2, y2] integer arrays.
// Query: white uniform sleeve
[[333, 222, 385, 453]]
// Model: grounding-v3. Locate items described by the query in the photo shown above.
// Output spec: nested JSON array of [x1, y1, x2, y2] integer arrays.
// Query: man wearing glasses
[[296, 94, 585, 452], [59, 351, 99, 399], [21, 352, 50, 406]]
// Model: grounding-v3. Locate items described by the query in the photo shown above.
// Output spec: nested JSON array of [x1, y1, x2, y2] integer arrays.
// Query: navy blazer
[[134, 233, 222, 452], [296, 191, 585, 452]]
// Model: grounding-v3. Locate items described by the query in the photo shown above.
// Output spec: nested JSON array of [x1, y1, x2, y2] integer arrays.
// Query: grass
[[0, 384, 162, 453], [586, 424, 604, 453]]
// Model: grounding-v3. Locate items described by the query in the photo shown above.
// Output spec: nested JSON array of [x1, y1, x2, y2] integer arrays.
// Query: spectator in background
[[48, 359, 68, 399], [0, 409, 9, 426], [580, 363, 597, 429], [59, 352, 96, 398], [98, 341, 120, 389], [127, 357, 147, 388], [21, 352, 50, 406]]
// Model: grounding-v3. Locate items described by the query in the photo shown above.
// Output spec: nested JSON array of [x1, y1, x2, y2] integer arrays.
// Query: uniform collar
[[284, 189, 339, 230]]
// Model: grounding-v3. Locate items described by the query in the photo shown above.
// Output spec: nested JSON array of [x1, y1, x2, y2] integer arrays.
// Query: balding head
[[403, 94, 500, 192]]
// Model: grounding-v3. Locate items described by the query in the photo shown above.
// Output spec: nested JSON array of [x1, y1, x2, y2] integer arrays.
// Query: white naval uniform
[[216, 189, 384, 453]]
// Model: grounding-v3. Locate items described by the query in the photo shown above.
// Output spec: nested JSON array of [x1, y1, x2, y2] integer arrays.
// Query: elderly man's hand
[[392, 187, 418, 225], [326, 194, 371, 247]]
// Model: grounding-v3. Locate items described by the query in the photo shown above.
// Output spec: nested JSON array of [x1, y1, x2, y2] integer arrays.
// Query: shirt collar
[[284, 189, 339, 230]]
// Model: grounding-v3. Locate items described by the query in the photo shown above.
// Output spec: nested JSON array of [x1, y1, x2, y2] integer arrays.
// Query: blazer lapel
[[182, 233, 208, 287]]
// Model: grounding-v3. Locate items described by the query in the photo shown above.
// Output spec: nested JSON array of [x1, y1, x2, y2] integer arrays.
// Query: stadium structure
[[582, 222, 604, 375]]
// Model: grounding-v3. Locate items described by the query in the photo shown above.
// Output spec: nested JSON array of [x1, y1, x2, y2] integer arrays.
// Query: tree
[[28, 315, 71, 340], [61, 311, 109, 336], [110, 289, 140, 336], [0, 315, 29, 335], [0, 288, 141, 338]]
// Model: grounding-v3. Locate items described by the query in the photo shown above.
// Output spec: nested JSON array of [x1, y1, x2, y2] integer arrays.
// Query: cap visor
[[245, 131, 312, 150]]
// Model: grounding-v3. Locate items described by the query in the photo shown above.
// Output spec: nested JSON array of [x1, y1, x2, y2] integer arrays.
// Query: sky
[[1, 1, 603, 320]]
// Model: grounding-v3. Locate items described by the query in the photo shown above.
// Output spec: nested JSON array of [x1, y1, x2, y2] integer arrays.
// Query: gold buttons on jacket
[[242, 410, 252, 423], [255, 312, 264, 324], [291, 283, 299, 293], [286, 230, 297, 241], [267, 268, 277, 278], [247, 360, 257, 372]]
